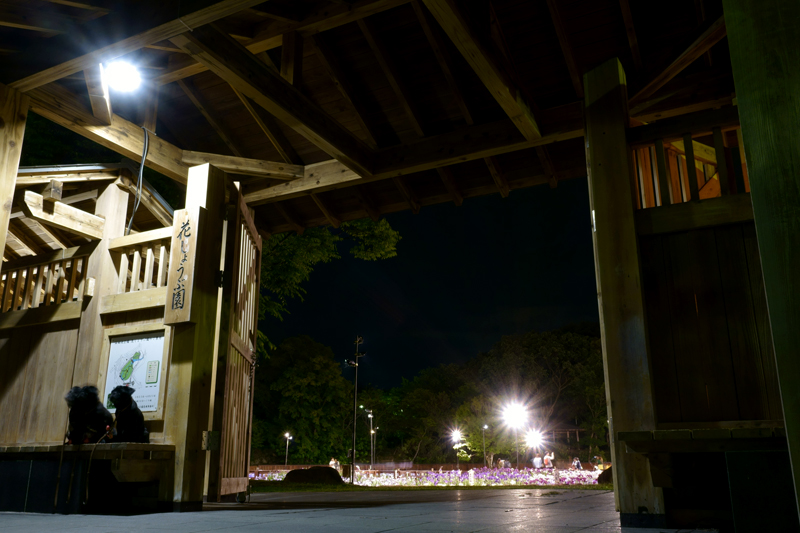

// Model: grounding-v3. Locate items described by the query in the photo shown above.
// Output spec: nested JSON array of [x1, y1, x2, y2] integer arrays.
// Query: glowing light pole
[[482, 425, 488, 467], [503, 403, 528, 470], [452, 429, 463, 471], [284, 433, 293, 466]]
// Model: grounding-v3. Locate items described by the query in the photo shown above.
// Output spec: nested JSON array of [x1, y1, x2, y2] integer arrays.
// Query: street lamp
[[525, 428, 543, 449], [365, 409, 374, 469], [346, 336, 366, 484], [502, 402, 528, 470], [452, 429, 462, 471], [482, 424, 488, 468], [284, 432, 293, 466]]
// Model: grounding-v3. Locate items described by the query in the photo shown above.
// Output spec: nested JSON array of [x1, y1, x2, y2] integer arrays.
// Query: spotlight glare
[[502, 402, 528, 429], [452, 429, 462, 443], [525, 429, 543, 449], [105, 61, 141, 92]]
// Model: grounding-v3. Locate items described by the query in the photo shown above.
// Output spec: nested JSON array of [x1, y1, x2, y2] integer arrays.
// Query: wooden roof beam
[[544, 0, 583, 98], [140, 83, 159, 133], [310, 193, 341, 228], [423, 0, 540, 140], [170, 24, 373, 177], [535, 146, 558, 188], [6, 0, 268, 92], [392, 177, 421, 213], [27, 83, 188, 183], [629, 16, 726, 108], [19, 217, 71, 249], [0, 4, 79, 35], [484, 156, 509, 197], [22, 191, 105, 240], [154, 0, 413, 86], [232, 87, 302, 165], [273, 203, 304, 235], [353, 186, 380, 221], [280, 31, 303, 85], [618, 0, 642, 69], [358, 17, 425, 137], [177, 79, 244, 157], [412, 0, 472, 125], [83, 64, 112, 124], [312, 33, 381, 148], [437, 167, 463, 206], [182, 151, 304, 180], [8, 223, 44, 256]]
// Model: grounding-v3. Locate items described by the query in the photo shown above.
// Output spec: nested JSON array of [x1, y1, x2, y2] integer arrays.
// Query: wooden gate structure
[[207, 189, 262, 501], [0, 0, 799, 529]]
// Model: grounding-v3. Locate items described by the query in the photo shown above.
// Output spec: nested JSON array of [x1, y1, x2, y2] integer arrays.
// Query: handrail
[[109, 227, 172, 252], [1, 243, 97, 272]]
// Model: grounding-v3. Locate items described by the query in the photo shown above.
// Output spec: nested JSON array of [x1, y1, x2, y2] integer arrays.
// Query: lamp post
[[284, 433, 292, 466], [502, 402, 528, 470], [452, 429, 462, 471], [346, 336, 366, 484], [365, 409, 374, 469], [482, 424, 488, 468]]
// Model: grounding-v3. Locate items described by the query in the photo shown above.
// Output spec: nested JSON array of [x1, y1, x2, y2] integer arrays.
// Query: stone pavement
[[1, 488, 716, 532]]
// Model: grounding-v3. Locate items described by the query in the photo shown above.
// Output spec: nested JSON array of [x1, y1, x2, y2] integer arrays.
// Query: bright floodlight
[[483, 424, 489, 430], [452, 429, 462, 443], [502, 402, 528, 429], [284, 432, 290, 438], [525, 429, 543, 448], [105, 61, 141, 92]]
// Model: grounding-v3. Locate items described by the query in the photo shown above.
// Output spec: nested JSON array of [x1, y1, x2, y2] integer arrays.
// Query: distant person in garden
[[544, 451, 554, 468], [533, 453, 543, 469], [571, 457, 582, 470], [592, 456, 604, 470]]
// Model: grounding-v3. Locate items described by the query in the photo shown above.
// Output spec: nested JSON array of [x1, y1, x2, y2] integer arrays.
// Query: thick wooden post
[[723, 0, 800, 518], [73, 183, 128, 384], [163, 163, 226, 511], [583, 58, 664, 526], [0, 84, 28, 262]]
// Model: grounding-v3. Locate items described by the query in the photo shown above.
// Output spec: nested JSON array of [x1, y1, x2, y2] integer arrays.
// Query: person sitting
[[543, 451, 554, 469], [532, 453, 543, 469], [571, 457, 582, 470]]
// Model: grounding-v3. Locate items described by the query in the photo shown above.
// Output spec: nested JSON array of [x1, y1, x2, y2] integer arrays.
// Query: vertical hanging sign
[[164, 206, 204, 325]]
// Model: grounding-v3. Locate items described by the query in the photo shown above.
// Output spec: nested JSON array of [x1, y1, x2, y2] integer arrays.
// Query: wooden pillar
[[73, 183, 128, 384], [583, 58, 664, 526], [723, 0, 800, 518], [163, 163, 226, 511], [0, 84, 28, 263]]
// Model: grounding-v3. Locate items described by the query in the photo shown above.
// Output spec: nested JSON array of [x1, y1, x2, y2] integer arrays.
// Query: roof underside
[[0, 0, 735, 236]]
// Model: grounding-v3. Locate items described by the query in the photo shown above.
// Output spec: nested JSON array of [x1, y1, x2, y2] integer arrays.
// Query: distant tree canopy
[[251, 325, 606, 466], [257, 219, 401, 352]]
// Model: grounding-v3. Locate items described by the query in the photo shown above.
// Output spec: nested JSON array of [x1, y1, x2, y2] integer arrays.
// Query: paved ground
[[1, 489, 716, 532]]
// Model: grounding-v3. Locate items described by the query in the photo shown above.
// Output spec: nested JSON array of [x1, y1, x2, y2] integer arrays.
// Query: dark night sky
[[263, 177, 600, 389]]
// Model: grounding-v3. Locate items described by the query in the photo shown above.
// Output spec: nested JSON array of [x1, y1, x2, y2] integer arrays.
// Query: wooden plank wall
[[0, 322, 80, 445], [640, 221, 782, 424]]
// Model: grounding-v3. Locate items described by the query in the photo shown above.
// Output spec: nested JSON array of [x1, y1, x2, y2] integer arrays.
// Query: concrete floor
[[1, 488, 716, 532]]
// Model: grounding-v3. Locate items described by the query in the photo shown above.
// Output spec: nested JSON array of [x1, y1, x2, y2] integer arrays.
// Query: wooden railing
[[102, 228, 172, 314], [627, 107, 753, 235]]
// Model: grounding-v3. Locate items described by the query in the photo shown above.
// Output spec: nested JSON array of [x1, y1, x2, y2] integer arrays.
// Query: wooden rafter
[[154, 0, 413, 86], [392, 177, 421, 213], [280, 31, 303, 85], [27, 83, 188, 183], [140, 83, 160, 133], [353, 186, 380, 221], [170, 24, 373, 177], [437, 167, 463, 206], [8, 221, 44, 256], [629, 16, 726, 108], [618, 0, 642, 69], [544, 0, 583, 98], [484, 156, 509, 197], [83, 64, 111, 124], [231, 87, 302, 165], [312, 33, 381, 148], [0, 4, 80, 35], [177, 79, 244, 157], [182, 151, 303, 180], [310, 193, 341, 228], [22, 191, 105, 239], [250, 3, 304, 23], [412, 0, 472, 125], [358, 17, 425, 137], [535, 146, 558, 188], [6, 0, 268, 92], [423, 0, 540, 140], [273, 203, 304, 234]]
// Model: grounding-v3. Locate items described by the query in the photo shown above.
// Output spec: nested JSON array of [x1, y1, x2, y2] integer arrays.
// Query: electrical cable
[[125, 127, 149, 236]]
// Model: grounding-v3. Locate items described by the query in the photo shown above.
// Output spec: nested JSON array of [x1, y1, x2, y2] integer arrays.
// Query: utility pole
[[347, 336, 365, 484], [482, 425, 488, 468]]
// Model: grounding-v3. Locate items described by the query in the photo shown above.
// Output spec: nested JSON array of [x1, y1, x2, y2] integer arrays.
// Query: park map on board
[[103, 331, 165, 413]]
